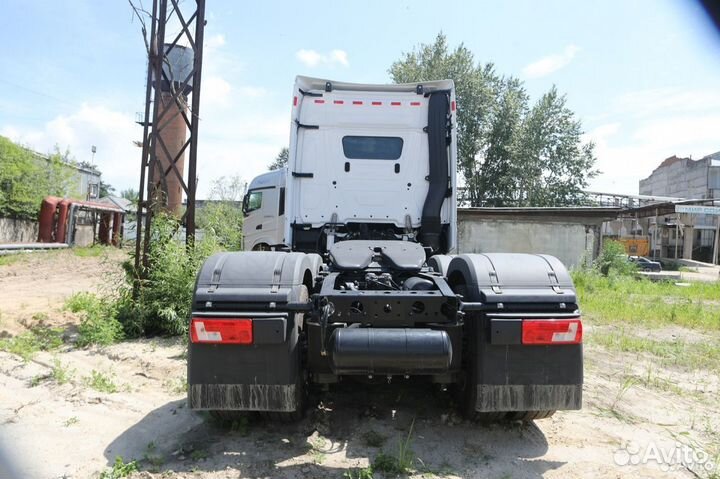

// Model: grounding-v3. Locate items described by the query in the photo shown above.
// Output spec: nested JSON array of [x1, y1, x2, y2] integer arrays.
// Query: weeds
[[590, 329, 720, 372], [190, 449, 208, 461], [51, 358, 74, 384], [65, 293, 124, 347], [373, 420, 416, 474], [115, 213, 221, 337], [344, 466, 374, 479], [73, 245, 106, 257], [143, 441, 164, 471], [63, 416, 79, 427], [0, 324, 63, 361], [162, 377, 187, 395], [309, 435, 328, 464], [85, 370, 118, 393], [573, 269, 720, 331], [100, 456, 138, 479]]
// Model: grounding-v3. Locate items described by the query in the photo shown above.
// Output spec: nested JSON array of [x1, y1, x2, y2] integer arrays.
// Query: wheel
[[209, 410, 251, 423], [252, 243, 271, 251]]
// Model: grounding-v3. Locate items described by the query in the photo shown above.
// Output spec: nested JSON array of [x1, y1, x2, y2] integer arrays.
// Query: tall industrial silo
[[153, 44, 194, 215]]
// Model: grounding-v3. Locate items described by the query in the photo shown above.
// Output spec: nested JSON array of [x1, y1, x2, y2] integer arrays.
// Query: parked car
[[629, 256, 662, 272]]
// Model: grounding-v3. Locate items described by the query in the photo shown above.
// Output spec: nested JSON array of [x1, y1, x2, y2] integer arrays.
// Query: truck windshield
[[342, 136, 403, 160]]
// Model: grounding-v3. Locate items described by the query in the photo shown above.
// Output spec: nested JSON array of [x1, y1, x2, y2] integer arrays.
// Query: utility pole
[[132, 0, 206, 276]]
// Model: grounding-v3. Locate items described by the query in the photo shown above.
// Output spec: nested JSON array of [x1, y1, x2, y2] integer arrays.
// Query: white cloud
[[295, 49, 349, 68], [2, 104, 140, 194], [523, 45, 580, 79], [202, 75, 232, 106], [585, 113, 720, 194], [611, 87, 720, 118], [205, 33, 226, 51]]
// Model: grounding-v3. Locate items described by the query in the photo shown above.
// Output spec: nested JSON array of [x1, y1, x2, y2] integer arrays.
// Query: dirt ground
[[1, 251, 719, 479]]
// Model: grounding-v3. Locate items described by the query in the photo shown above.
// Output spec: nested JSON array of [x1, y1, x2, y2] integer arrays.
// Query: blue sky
[[1, 0, 719, 198]]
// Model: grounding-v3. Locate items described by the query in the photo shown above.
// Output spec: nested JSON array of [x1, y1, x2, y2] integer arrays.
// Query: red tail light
[[522, 319, 582, 345], [190, 318, 253, 344]]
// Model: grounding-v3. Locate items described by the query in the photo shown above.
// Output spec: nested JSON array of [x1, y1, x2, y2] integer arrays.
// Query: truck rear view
[[188, 76, 583, 421]]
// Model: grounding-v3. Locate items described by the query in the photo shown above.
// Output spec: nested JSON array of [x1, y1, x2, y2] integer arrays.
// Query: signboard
[[675, 205, 720, 215]]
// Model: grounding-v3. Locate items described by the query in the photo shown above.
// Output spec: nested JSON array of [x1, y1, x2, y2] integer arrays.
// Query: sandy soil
[[0, 252, 718, 479], [0, 248, 126, 335]]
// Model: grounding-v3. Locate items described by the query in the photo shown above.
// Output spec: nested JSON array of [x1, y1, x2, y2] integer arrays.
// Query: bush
[[115, 213, 221, 337], [594, 240, 636, 277], [65, 292, 124, 347]]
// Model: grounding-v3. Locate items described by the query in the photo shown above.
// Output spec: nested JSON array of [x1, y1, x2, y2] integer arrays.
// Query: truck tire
[[505, 410, 556, 421]]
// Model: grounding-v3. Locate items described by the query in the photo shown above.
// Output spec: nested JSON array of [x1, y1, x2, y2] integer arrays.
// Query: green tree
[[0, 137, 78, 219], [389, 33, 597, 206], [196, 175, 245, 250], [268, 147, 288, 171], [120, 188, 139, 203]]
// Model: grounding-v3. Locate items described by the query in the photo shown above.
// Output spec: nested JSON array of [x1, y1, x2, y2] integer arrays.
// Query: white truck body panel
[[285, 76, 457, 252], [242, 76, 458, 253]]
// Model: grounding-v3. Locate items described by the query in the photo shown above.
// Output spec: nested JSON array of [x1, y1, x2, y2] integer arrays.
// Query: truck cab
[[242, 169, 285, 250]]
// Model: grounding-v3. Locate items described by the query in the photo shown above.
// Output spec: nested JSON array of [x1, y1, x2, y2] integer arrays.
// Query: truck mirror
[[242, 193, 249, 216]]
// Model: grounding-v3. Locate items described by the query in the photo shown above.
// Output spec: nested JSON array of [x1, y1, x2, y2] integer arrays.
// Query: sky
[[1, 0, 719, 199]]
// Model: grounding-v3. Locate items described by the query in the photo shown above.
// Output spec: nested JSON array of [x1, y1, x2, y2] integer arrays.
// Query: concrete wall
[[0, 217, 39, 243], [457, 215, 600, 269], [74, 225, 95, 247]]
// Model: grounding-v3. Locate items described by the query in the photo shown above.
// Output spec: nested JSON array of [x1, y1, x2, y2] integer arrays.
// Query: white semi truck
[[188, 76, 583, 421]]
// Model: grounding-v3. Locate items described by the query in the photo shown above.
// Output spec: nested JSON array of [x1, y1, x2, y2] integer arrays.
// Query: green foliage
[[73, 245, 107, 257], [373, 420, 416, 474], [0, 137, 80, 219], [85, 370, 118, 393], [116, 213, 221, 337], [197, 175, 244, 250], [268, 147, 289, 170], [590, 329, 720, 372], [100, 456, 138, 479], [66, 293, 124, 347], [51, 358, 74, 384], [344, 467, 374, 479], [594, 240, 636, 276], [572, 269, 720, 331], [0, 324, 64, 361], [389, 34, 597, 207]]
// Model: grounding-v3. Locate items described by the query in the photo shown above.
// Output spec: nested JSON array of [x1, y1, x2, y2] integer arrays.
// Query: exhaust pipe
[[420, 92, 450, 252]]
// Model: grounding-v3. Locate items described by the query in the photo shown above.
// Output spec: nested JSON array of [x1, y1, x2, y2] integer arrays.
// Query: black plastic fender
[[427, 254, 454, 276], [446, 253, 576, 304]]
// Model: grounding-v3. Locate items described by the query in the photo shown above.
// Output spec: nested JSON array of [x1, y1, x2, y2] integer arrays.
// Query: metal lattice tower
[[133, 0, 206, 273]]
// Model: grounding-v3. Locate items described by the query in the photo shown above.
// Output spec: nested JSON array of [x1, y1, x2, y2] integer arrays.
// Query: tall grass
[[573, 269, 720, 331], [114, 213, 222, 337]]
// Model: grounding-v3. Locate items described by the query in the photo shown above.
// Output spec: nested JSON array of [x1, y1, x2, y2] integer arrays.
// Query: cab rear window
[[342, 136, 403, 160]]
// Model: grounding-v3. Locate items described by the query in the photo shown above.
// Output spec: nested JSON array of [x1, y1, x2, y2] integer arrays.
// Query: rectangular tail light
[[522, 319, 582, 345], [190, 318, 253, 344]]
